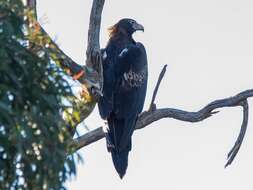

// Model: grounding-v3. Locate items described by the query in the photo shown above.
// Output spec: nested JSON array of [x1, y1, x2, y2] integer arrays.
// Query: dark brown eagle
[[98, 18, 148, 178]]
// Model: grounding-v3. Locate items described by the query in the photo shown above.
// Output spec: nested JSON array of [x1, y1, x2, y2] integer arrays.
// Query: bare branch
[[137, 90, 253, 127], [85, 0, 105, 96], [73, 127, 105, 150], [27, 0, 102, 90], [225, 100, 249, 167], [26, 0, 105, 128], [24, 1, 82, 81], [73, 88, 253, 165], [86, 0, 105, 63], [149, 65, 167, 111]]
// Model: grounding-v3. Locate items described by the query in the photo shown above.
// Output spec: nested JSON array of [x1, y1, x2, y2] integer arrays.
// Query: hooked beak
[[133, 22, 144, 32]]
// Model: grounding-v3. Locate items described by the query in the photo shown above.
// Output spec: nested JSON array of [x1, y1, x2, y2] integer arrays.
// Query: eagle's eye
[[129, 20, 135, 25]]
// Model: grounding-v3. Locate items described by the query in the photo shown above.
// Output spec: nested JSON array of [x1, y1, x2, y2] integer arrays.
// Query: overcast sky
[[37, 0, 253, 189]]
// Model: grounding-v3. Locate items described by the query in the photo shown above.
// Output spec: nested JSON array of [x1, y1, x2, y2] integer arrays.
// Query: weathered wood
[[225, 100, 248, 167], [74, 91, 253, 147], [85, 0, 105, 94], [86, 0, 105, 65], [73, 76, 252, 166], [26, 0, 103, 88], [73, 127, 105, 150], [137, 90, 253, 127], [149, 65, 167, 111], [27, 0, 104, 123]]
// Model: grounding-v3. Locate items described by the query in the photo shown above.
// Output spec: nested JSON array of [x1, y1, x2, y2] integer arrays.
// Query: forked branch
[[26, 0, 103, 93], [26, 0, 104, 125], [72, 66, 252, 167]]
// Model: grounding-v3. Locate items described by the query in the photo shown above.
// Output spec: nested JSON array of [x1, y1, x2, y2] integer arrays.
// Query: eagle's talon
[[105, 133, 115, 152], [149, 103, 157, 112]]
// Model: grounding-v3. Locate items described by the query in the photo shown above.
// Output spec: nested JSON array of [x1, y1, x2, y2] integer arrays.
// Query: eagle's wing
[[98, 46, 117, 119], [114, 42, 148, 150]]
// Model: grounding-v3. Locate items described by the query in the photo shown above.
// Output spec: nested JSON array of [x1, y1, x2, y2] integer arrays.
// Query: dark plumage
[[98, 18, 148, 178]]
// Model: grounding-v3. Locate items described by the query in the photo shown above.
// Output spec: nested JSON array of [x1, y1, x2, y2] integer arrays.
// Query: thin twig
[[149, 64, 167, 111], [225, 100, 249, 167]]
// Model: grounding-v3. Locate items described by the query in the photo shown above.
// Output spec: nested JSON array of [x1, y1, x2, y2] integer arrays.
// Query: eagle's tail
[[108, 116, 135, 179], [111, 148, 130, 179]]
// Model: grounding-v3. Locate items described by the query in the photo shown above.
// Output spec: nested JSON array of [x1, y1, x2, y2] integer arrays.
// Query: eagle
[[98, 18, 148, 178]]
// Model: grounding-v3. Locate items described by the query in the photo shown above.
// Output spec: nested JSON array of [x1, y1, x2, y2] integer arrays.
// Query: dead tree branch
[[26, 0, 103, 91], [85, 0, 105, 96], [73, 65, 252, 167], [225, 100, 248, 167], [149, 65, 167, 111], [27, 0, 104, 124]]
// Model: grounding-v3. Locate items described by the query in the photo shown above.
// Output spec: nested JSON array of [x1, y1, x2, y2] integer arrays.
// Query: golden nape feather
[[108, 24, 118, 39]]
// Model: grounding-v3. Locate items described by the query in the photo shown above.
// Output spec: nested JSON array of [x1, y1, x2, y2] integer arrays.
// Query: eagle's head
[[108, 18, 144, 38]]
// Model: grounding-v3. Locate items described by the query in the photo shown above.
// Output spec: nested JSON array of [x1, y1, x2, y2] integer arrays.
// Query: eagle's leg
[[105, 131, 115, 152]]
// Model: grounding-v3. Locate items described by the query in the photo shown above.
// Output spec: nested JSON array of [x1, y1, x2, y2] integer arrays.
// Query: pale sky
[[37, 1, 253, 189]]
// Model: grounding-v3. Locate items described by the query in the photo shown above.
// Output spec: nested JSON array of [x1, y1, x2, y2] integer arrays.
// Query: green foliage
[[0, 1, 80, 189]]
